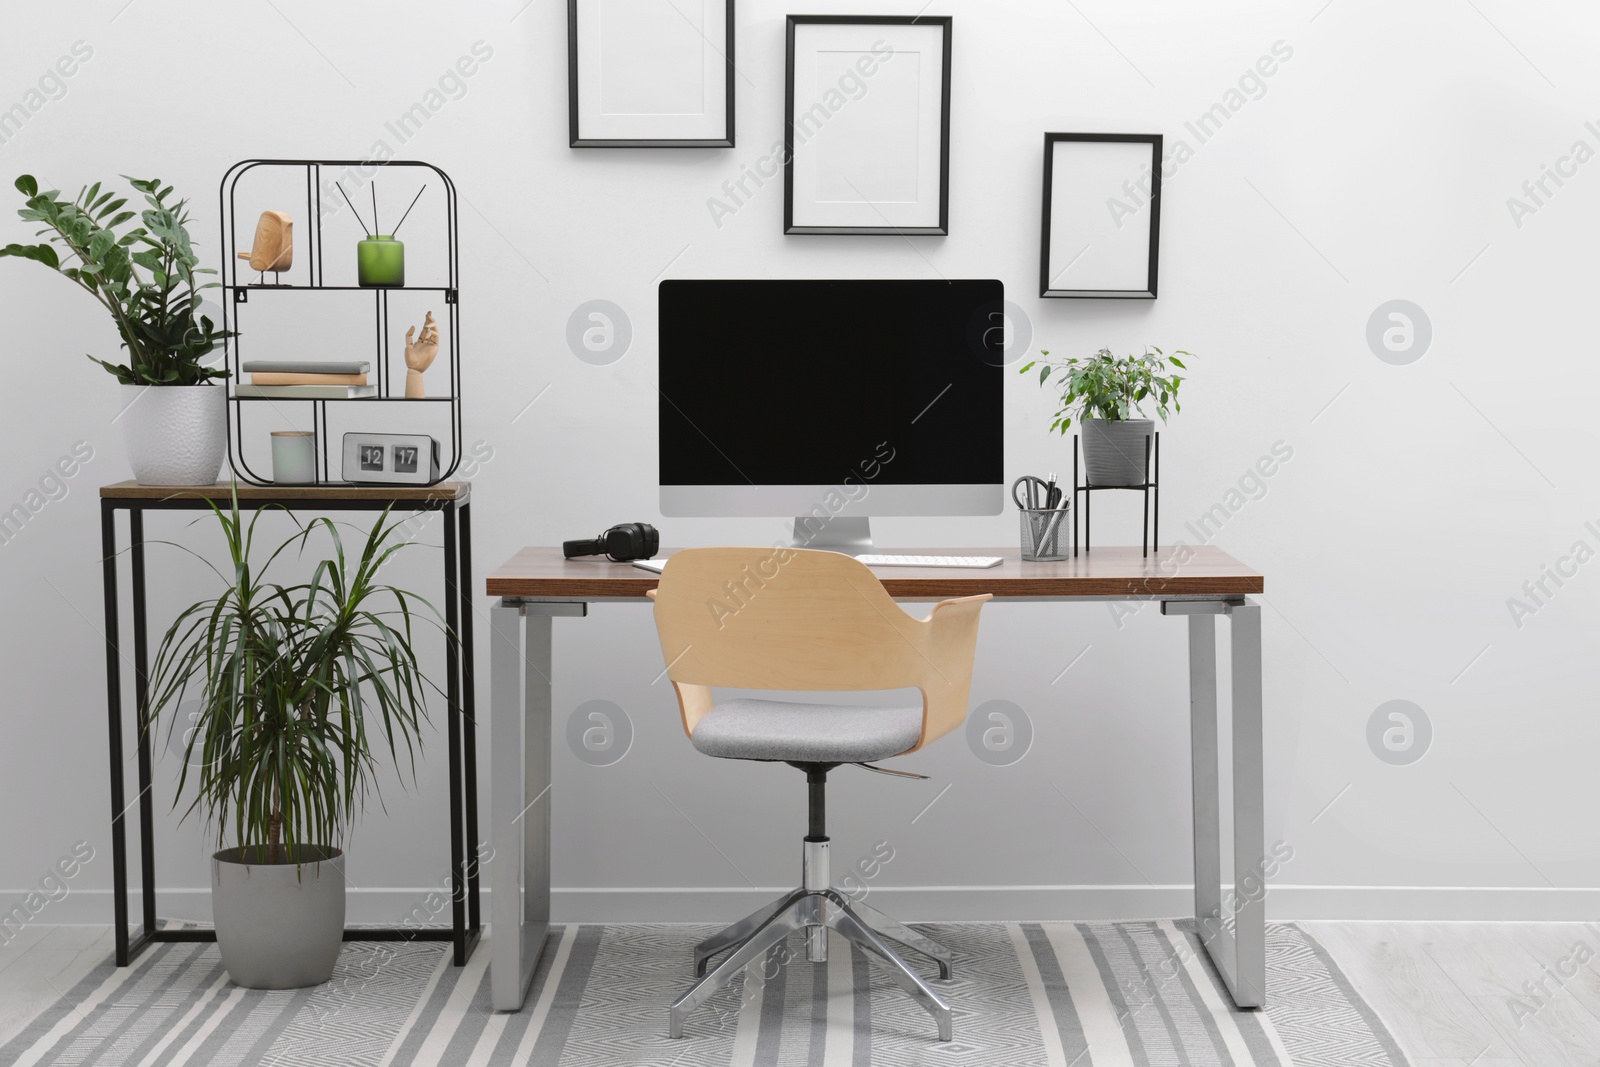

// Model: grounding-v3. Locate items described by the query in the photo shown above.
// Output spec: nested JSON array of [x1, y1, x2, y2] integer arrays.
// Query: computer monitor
[[659, 279, 1005, 549]]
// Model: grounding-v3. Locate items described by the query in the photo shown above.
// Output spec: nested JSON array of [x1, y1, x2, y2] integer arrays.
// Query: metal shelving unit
[[219, 159, 462, 485]]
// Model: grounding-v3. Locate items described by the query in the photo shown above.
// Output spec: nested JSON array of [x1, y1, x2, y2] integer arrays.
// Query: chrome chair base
[[672, 888, 954, 1041]]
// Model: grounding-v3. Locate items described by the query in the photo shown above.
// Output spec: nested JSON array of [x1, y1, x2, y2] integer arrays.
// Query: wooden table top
[[486, 545, 1263, 600], [101, 481, 470, 502]]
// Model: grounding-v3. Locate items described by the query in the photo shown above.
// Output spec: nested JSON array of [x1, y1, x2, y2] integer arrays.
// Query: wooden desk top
[[486, 545, 1263, 600], [101, 481, 470, 503]]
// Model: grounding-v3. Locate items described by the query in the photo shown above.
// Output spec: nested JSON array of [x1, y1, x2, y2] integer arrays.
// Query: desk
[[100, 481, 481, 967], [485, 545, 1267, 1010]]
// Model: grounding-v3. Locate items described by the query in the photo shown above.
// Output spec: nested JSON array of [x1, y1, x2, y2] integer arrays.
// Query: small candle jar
[[357, 235, 405, 287], [270, 431, 317, 484]]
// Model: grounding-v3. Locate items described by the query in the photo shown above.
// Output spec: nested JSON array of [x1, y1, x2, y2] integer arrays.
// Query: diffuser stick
[[336, 182, 372, 237], [372, 185, 380, 235], [391, 185, 427, 237]]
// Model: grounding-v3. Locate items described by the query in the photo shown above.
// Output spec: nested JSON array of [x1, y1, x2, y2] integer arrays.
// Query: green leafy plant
[[1020, 346, 1190, 435], [0, 174, 232, 386], [147, 492, 443, 863]]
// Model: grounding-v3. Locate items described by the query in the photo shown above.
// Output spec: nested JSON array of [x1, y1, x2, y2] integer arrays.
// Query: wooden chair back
[[648, 547, 989, 754]]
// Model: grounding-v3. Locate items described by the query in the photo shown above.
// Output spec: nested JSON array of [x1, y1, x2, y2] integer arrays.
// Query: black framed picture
[[567, 0, 735, 148], [1040, 132, 1163, 298], [784, 15, 952, 235]]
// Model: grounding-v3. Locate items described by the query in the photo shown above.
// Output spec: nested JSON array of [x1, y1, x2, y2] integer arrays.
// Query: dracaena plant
[[0, 174, 232, 386], [147, 491, 443, 863], [1020, 346, 1191, 435]]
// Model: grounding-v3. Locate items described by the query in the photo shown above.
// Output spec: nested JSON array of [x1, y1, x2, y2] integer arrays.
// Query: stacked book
[[236, 361, 377, 399]]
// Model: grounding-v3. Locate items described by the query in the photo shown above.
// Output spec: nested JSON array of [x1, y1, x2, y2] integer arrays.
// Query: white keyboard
[[855, 554, 1003, 569]]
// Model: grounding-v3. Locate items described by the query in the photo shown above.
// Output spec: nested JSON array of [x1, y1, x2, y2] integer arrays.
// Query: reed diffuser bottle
[[339, 181, 425, 289], [357, 235, 404, 287]]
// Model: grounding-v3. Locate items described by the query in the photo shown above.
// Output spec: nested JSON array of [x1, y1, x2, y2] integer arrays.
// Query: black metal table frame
[[100, 491, 481, 966]]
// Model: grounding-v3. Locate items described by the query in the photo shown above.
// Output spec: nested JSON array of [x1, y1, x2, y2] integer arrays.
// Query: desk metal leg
[[491, 601, 553, 1011], [1229, 602, 1265, 1006], [1188, 614, 1222, 966], [1172, 598, 1265, 1008]]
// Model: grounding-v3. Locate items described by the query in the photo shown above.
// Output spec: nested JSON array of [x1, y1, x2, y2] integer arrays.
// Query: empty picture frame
[[568, 0, 735, 148], [1040, 133, 1163, 298], [784, 15, 952, 235]]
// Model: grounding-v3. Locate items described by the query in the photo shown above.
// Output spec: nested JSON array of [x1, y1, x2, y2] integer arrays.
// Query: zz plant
[[148, 493, 442, 863], [0, 174, 231, 385], [1021, 346, 1190, 434]]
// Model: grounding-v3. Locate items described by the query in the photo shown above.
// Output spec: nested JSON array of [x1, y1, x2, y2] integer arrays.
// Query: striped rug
[[0, 921, 1407, 1065]]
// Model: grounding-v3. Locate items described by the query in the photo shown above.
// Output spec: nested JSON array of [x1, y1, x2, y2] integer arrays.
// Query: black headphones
[[563, 522, 659, 562]]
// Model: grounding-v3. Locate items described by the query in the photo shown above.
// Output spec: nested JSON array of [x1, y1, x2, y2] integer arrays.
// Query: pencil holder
[[1019, 506, 1070, 562], [357, 235, 405, 287]]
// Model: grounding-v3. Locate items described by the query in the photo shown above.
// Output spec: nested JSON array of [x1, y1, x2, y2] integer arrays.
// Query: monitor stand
[[792, 516, 872, 553]]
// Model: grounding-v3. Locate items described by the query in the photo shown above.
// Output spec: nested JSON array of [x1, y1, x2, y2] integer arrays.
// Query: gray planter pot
[[212, 845, 345, 989], [1081, 418, 1155, 487]]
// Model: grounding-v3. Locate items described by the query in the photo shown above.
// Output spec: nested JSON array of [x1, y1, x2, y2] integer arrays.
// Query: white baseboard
[[8, 883, 1600, 930], [1268, 884, 1600, 922], [552, 885, 1200, 923], [550, 885, 1600, 923]]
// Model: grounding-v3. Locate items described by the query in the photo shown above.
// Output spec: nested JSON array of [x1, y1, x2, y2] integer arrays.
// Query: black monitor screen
[[659, 280, 1004, 486]]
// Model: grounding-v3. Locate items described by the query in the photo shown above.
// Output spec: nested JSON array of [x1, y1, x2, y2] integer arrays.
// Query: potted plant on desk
[[0, 174, 233, 485], [147, 492, 441, 988], [1021, 346, 1190, 486]]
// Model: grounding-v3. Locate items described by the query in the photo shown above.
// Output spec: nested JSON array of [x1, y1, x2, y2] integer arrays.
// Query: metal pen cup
[[1019, 505, 1071, 562]]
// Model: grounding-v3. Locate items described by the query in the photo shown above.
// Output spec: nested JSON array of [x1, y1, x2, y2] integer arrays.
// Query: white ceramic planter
[[1080, 417, 1155, 487], [120, 384, 227, 485], [212, 845, 345, 989]]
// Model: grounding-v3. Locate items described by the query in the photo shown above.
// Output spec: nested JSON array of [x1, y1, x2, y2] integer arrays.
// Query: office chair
[[647, 547, 990, 1041]]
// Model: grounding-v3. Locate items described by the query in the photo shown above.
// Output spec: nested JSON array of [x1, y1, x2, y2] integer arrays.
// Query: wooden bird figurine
[[238, 210, 293, 282]]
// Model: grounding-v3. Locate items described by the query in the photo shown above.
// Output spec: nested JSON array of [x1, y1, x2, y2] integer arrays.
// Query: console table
[[99, 481, 480, 966]]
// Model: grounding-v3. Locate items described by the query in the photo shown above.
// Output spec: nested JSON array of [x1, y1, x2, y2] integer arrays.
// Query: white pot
[[120, 384, 227, 485]]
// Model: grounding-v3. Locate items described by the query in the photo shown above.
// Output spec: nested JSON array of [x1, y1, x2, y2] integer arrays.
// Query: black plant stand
[[1073, 431, 1160, 557], [98, 480, 480, 967]]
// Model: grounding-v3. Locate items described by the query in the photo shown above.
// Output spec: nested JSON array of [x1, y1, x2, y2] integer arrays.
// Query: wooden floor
[[2, 923, 1599, 1062], [0, 925, 112, 1048], [1303, 921, 1600, 1066]]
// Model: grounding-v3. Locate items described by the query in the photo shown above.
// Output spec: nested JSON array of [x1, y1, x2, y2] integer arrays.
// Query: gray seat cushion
[[691, 698, 923, 763]]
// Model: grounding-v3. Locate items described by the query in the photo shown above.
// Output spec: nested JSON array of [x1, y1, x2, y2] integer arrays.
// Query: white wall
[[2, 0, 1597, 931]]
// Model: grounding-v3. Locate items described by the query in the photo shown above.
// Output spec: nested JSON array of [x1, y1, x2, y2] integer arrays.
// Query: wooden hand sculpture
[[405, 311, 440, 398]]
